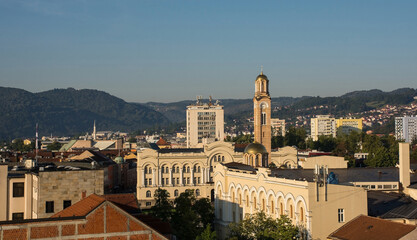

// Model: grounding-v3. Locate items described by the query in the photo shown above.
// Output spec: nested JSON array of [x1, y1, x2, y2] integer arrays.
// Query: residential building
[[186, 97, 224, 148], [0, 163, 104, 221], [0, 194, 168, 240], [271, 118, 285, 136], [336, 118, 363, 135], [311, 115, 336, 141], [395, 116, 417, 143]]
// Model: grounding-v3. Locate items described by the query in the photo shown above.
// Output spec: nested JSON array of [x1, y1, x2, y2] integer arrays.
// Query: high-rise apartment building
[[336, 118, 363, 135], [271, 118, 286, 136], [186, 97, 224, 148], [310, 115, 336, 141], [395, 116, 417, 143]]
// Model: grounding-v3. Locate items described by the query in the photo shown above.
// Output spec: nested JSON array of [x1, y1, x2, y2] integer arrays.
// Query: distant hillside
[[144, 97, 303, 123], [144, 88, 417, 130], [0, 87, 170, 139]]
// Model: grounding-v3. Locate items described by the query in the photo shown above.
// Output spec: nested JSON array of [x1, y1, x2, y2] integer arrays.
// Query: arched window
[[271, 201, 274, 214], [196, 189, 200, 196], [222, 156, 224, 162], [144, 167, 148, 174], [174, 189, 179, 197], [148, 167, 152, 174], [262, 199, 265, 211], [246, 195, 249, 207], [218, 155, 221, 161], [280, 202, 283, 215], [290, 205, 294, 219], [193, 165, 197, 172], [187, 166, 190, 173], [183, 166, 186, 172], [165, 167, 169, 173], [161, 167, 164, 173], [146, 190, 151, 198], [300, 207, 304, 222], [176, 167, 179, 173], [261, 112, 266, 125], [197, 166, 201, 172]]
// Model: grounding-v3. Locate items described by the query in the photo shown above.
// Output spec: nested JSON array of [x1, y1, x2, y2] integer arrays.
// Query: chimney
[[399, 142, 411, 189]]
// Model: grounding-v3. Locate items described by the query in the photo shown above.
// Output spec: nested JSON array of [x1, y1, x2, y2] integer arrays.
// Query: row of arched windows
[[146, 189, 201, 198]]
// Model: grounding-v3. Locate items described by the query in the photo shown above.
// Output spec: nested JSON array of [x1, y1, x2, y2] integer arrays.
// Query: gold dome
[[244, 142, 268, 154]]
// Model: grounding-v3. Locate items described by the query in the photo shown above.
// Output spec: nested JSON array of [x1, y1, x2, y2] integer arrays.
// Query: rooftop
[[328, 215, 417, 240], [368, 191, 417, 219]]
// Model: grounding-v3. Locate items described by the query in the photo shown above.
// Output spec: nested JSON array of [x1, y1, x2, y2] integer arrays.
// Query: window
[[149, 179, 152, 185], [12, 212, 24, 220], [338, 209, 345, 223], [63, 200, 71, 209], [46, 201, 54, 213], [161, 167, 164, 173], [146, 190, 151, 198], [13, 183, 24, 197], [146, 202, 151, 206], [174, 189, 179, 197], [196, 189, 200, 196], [166, 167, 169, 173], [161, 178, 165, 185]]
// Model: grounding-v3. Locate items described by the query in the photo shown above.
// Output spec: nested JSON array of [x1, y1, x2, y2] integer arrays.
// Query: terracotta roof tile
[[328, 215, 416, 240], [156, 137, 169, 146], [102, 193, 139, 213], [51, 194, 105, 218]]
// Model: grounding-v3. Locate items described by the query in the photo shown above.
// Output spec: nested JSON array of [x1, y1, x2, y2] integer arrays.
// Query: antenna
[[260, 65, 263, 75], [35, 123, 39, 160]]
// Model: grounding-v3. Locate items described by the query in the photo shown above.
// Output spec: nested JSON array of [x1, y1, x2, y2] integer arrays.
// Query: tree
[[171, 189, 215, 240], [271, 136, 284, 149], [172, 189, 199, 240], [228, 212, 298, 240], [47, 141, 62, 151], [196, 224, 216, 240], [151, 188, 173, 222], [193, 198, 215, 228]]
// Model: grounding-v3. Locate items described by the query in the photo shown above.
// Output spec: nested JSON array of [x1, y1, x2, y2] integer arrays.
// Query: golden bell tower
[[253, 70, 271, 157]]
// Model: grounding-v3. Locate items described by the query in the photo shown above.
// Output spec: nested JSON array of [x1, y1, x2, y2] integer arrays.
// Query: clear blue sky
[[1, 0, 416, 102]]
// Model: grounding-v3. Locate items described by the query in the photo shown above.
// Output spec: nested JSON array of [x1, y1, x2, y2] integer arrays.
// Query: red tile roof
[[328, 215, 417, 240], [51, 194, 105, 218], [101, 193, 139, 213], [156, 137, 169, 146]]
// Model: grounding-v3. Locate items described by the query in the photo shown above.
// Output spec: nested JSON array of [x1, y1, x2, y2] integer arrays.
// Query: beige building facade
[[336, 118, 363, 135], [214, 164, 368, 240], [136, 141, 243, 208], [186, 98, 224, 148], [311, 115, 337, 141], [271, 118, 286, 136], [0, 164, 104, 221]]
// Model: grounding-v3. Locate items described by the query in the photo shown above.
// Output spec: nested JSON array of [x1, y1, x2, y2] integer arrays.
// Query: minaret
[[93, 120, 97, 140], [253, 70, 271, 157]]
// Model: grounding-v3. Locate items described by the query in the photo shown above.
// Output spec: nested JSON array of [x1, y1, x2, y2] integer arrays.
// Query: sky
[[0, 0, 416, 103]]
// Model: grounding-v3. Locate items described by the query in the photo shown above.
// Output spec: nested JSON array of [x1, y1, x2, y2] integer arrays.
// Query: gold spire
[[260, 65, 263, 75]]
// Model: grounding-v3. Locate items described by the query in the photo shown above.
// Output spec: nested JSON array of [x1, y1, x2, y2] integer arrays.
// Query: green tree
[[151, 188, 173, 222], [47, 141, 62, 151], [193, 198, 215, 228], [172, 189, 199, 240], [196, 224, 216, 240], [228, 212, 298, 240], [271, 136, 284, 149], [284, 127, 307, 149]]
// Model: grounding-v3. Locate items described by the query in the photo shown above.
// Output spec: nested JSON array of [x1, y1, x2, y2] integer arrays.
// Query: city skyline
[[1, 0, 417, 102]]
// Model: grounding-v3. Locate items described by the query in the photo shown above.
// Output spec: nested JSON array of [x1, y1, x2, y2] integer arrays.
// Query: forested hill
[[145, 88, 417, 122], [0, 87, 170, 139]]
